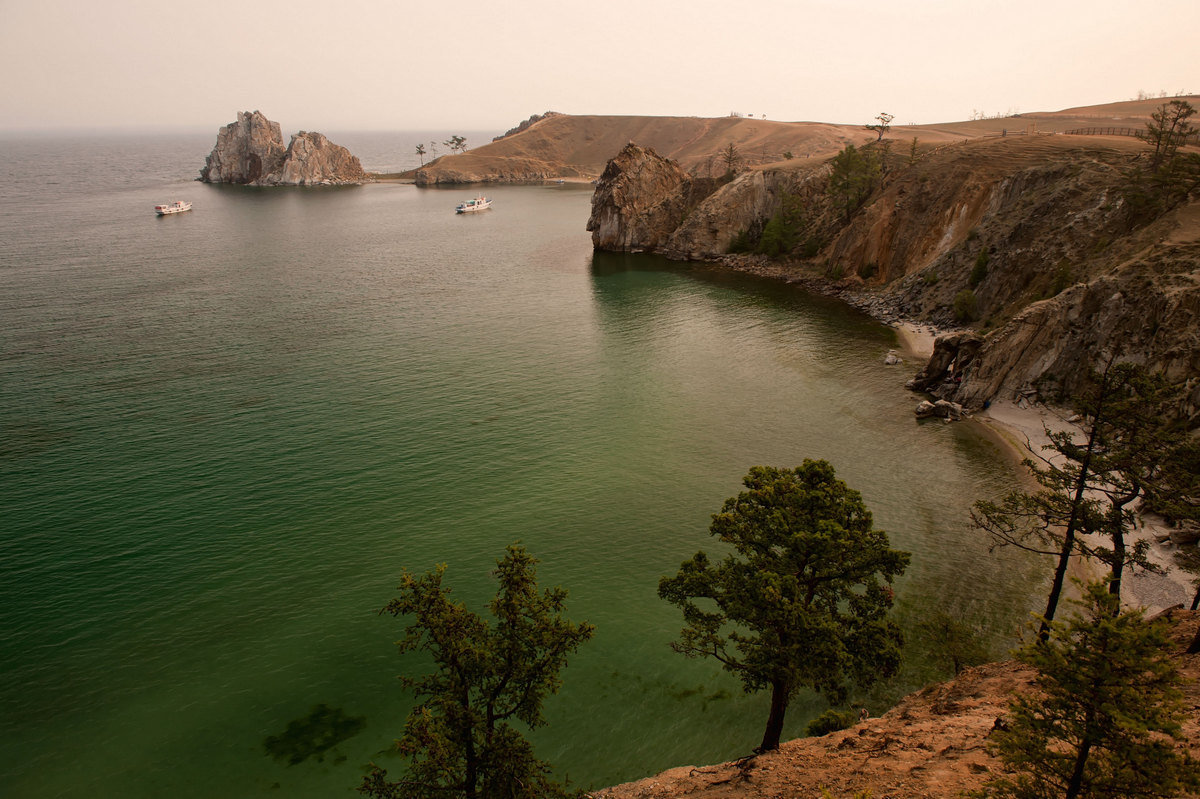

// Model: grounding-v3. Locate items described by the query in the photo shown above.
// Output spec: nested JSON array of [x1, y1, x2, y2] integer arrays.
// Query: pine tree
[[658, 461, 909, 752], [985, 581, 1200, 799], [360, 545, 593, 799]]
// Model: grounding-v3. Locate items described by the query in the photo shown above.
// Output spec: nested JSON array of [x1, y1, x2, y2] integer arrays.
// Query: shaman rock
[[256, 131, 366, 186], [200, 112, 367, 186], [199, 110, 286, 184]]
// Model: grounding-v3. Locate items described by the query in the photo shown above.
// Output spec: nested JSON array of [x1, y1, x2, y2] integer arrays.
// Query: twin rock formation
[[199, 111, 366, 186]]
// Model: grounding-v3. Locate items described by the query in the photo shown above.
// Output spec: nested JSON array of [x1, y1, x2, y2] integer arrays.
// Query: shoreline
[[719, 252, 1196, 615], [973, 400, 1197, 614]]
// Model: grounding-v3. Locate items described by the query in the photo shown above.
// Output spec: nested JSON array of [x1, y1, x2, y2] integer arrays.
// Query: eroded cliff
[[587, 127, 1200, 412]]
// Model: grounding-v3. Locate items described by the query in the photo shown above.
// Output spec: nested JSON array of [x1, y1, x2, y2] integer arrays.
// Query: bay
[[0, 133, 1041, 797]]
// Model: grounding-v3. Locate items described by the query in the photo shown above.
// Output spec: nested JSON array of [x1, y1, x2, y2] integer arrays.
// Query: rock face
[[586, 144, 697, 253], [588, 134, 1200, 414], [199, 112, 367, 186], [256, 131, 367, 186], [199, 111, 286, 184]]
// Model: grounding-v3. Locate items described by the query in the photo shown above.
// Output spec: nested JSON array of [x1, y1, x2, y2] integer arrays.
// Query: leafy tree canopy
[[360, 545, 593, 799], [658, 460, 910, 752]]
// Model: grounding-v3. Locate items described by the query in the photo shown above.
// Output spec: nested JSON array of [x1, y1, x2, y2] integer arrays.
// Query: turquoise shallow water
[[0, 134, 1041, 797]]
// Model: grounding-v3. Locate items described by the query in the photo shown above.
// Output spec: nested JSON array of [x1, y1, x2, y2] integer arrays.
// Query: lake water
[[0, 132, 1042, 797]]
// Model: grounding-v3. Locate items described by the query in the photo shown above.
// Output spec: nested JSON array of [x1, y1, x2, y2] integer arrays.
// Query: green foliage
[[753, 194, 823, 259], [444, 135, 468, 154], [805, 709, 859, 737], [1125, 100, 1200, 223], [971, 362, 1191, 637], [727, 228, 754, 254], [1050, 262, 1073, 295], [415, 143, 426, 166], [983, 581, 1200, 799], [953, 289, 977, 322], [783, 150, 794, 160], [361, 545, 594, 799], [721, 142, 741, 175], [858, 261, 878, 279], [265, 704, 366, 765], [828, 144, 882, 222], [658, 461, 910, 752], [969, 249, 989, 288], [915, 610, 991, 676], [921, 270, 939, 285], [907, 137, 921, 166]]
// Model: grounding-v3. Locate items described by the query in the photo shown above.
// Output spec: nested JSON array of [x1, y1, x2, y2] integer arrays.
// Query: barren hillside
[[408, 98, 1196, 184]]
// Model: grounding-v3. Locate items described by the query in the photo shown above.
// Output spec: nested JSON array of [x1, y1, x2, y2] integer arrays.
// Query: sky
[[1, 0, 1197, 133]]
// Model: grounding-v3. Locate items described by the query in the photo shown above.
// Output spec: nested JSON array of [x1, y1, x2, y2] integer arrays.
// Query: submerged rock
[[200, 112, 367, 186]]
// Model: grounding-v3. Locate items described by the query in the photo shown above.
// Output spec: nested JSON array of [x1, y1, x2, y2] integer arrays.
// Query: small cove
[[0, 134, 1043, 797]]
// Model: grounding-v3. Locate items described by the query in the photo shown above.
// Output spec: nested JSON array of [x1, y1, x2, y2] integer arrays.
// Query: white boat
[[455, 196, 492, 214], [154, 201, 192, 216]]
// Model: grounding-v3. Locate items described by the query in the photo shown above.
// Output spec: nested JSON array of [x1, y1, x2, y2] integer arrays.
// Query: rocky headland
[[199, 111, 367, 186], [584, 98, 1200, 421]]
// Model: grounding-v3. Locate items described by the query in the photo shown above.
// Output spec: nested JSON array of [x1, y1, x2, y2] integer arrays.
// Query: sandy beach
[[973, 398, 1197, 614]]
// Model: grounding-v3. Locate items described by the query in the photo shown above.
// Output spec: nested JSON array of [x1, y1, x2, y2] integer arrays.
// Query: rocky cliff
[[199, 111, 367, 186], [586, 112, 1200, 413]]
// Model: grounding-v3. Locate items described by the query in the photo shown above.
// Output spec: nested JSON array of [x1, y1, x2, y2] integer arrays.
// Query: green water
[[0, 135, 1041, 797]]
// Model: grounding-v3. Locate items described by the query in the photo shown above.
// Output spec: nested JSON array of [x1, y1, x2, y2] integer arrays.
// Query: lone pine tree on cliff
[[658, 460, 910, 752], [360, 545, 593, 799]]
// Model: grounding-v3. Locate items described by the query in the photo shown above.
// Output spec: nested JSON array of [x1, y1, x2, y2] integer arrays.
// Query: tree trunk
[[1040, 529, 1077, 641], [1038, 383, 1109, 641], [1190, 587, 1199, 612], [1065, 736, 1093, 799], [758, 679, 789, 752], [1108, 507, 1125, 608]]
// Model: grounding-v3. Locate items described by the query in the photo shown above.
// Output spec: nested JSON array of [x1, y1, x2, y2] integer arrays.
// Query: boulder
[[199, 110, 286, 184], [915, 399, 964, 420], [200, 112, 367, 186], [906, 333, 983, 395]]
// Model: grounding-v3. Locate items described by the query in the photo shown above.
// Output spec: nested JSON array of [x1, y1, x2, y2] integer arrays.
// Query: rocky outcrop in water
[[199, 111, 367, 186], [587, 144, 696, 253], [199, 111, 286, 184], [256, 131, 367, 186]]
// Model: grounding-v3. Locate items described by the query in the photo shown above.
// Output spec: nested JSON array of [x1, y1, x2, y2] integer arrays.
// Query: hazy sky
[[1, 0, 1197, 133]]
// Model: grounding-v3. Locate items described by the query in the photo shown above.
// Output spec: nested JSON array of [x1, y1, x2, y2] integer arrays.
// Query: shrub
[[954, 289, 978, 322], [806, 709, 859, 737], [969, 249, 989, 287], [728, 228, 753, 254], [858, 261, 878, 279], [1051, 262, 1073, 295]]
